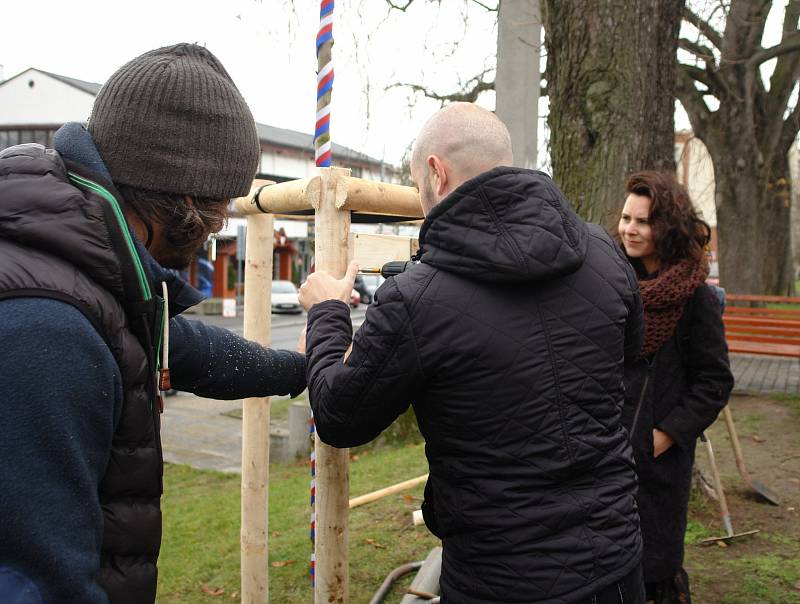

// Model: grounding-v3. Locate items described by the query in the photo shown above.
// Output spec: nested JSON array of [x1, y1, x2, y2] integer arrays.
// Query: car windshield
[[272, 281, 297, 294]]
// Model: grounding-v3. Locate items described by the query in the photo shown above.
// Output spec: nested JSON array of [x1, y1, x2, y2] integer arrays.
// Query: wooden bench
[[723, 294, 800, 358]]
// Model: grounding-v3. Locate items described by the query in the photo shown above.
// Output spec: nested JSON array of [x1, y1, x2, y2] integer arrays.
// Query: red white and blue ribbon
[[314, 0, 334, 168], [311, 0, 334, 587]]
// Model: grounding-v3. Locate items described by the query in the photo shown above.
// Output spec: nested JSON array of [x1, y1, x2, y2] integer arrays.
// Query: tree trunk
[[544, 0, 684, 229], [714, 153, 794, 295]]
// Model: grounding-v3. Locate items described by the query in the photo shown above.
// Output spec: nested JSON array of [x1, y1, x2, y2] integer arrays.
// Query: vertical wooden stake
[[241, 213, 274, 603], [314, 167, 351, 604]]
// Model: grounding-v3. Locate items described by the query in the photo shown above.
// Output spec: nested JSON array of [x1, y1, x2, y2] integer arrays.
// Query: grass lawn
[[158, 442, 438, 602], [158, 395, 800, 603]]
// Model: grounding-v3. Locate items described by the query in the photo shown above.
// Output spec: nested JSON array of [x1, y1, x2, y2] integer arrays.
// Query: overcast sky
[[0, 1, 788, 167], [0, 0, 501, 165]]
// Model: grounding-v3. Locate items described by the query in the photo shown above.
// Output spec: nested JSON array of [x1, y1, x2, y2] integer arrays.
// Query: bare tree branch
[[681, 63, 716, 88], [766, 0, 800, 140], [779, 94, 800, 153], [682, 6, 723, 49], [721, 0, 772, 64], [388, 78, 497, 103], [676, 65, 714, 141], [469, 0, 499, 11], [388, 73, 548, 103], [679, 38, 717, 63], [748, 32, 800, 67], [385, 0, 416, 10]]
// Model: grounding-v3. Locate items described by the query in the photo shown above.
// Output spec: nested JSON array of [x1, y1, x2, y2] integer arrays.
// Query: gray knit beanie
[[88, 43, 259, 199]]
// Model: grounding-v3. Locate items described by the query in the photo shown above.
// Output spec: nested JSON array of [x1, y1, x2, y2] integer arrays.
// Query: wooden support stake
[[348, 474, 429, 509], [314, 167, 352, 604], [241, 213, 274, 604]]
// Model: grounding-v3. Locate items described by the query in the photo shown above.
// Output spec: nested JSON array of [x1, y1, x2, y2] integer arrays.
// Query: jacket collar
[[54, 123, 205, 316]]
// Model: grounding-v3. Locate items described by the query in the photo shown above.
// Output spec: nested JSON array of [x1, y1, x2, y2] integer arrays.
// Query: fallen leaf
[[271, 560, 296, 567], [787, 507, 796, 512], [715, 540, 728, 548], [366, 538, 386, 549], [350, 454, 360, 462], [271, 531, 282, 538], [201, 584, 225, 596], [231, 592, 239, 599], [403, 494, 414, 503], [752, 435, 764, 443]]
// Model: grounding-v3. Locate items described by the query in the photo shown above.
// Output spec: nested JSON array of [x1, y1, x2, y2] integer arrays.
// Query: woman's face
[[619, 193, 659, 271]]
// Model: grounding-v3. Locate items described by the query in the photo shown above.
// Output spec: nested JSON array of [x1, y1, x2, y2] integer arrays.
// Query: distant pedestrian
[[617, 171, 734, 603]]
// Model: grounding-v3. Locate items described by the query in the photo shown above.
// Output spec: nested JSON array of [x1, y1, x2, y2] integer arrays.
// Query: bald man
[[299, 103, 645, 603]]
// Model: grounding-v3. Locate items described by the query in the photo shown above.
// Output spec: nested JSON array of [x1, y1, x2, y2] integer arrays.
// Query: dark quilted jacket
[[307, 167, 645, 603]]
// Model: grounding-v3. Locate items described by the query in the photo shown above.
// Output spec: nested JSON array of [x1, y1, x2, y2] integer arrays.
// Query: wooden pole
[[232, 176, 422, 219], [241, 213, 274, 604], [233, 177, 317, 216], [314, 167, 351, 604], [348, 474, 429, 509], [339, 177, 422, 218]]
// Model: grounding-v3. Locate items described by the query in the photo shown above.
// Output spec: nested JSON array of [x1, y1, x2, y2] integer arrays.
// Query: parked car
[[361, 274, 385, 303], [271, 280, 303, 314], [353, 275, 372, 304], [350, 288, 360, 308]]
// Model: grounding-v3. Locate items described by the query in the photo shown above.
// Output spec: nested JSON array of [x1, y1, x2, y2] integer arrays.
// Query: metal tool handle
[[722, 405, 748, 478], [701, 433, 734, 537]]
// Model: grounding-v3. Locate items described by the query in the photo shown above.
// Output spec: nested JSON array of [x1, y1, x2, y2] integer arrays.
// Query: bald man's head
[[411, 103, 513, 213]]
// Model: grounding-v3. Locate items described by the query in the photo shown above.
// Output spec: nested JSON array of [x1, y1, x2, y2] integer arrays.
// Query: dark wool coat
[[621, 283, 734, 584], [306, 167, 645, 604]]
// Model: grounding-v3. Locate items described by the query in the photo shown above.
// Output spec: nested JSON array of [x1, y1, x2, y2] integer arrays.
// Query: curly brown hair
[[623, 171, 710, 266]]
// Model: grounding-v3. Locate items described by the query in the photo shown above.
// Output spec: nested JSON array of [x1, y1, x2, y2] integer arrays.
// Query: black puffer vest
[[0, 144, 164, 602]]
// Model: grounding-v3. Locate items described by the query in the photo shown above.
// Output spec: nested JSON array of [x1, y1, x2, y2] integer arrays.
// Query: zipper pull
[[159, 368, 172, 391]]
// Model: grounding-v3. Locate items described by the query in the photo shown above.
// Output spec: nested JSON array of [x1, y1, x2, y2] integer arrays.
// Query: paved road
[[186, 305, 368, 350], [164, 308, 799, 473]]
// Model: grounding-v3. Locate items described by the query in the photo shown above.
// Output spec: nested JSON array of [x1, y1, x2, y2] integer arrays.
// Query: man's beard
[[151, 229, 210, 269]]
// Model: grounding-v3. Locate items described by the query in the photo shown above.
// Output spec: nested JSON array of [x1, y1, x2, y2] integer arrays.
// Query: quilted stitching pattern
[[307, 168, 643, 603]]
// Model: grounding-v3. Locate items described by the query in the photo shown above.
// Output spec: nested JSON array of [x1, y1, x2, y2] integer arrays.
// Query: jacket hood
[[0, 131, 204, 316], [418, 167, 588, 283]]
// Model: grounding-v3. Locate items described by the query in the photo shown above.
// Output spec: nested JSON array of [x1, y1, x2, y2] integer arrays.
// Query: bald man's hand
[[299, 261, 360, 310]]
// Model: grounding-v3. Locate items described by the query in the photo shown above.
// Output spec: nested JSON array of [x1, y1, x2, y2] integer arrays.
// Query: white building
[[0, 67, 395, 183]]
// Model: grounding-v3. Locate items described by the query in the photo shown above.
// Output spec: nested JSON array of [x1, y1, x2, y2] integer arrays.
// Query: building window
[[0, 128, 57, 149]]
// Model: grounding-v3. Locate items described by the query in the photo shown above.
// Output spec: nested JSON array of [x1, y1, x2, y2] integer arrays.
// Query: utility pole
[[495, 0, 541, 170]]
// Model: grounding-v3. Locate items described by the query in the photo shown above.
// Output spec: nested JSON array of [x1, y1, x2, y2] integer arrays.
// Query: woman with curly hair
[[618, 171, 734, 603]]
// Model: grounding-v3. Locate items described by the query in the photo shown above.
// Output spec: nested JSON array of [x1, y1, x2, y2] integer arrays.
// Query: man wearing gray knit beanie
[[0, 44, 305, 604]]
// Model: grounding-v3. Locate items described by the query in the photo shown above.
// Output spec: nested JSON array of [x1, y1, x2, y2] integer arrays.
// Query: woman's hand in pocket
[[653, 429, 674, 458]]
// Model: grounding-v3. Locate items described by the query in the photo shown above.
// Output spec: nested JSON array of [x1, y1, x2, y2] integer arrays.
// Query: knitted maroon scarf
[[638, 258, 709, 358]]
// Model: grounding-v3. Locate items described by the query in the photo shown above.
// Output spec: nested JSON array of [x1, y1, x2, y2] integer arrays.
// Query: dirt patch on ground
[[684, 393, 800, 603]]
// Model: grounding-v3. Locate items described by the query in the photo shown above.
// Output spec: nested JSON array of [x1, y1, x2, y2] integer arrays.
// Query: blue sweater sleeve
[[0, 298, 122, 604], [168, 315, 306, 399]]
